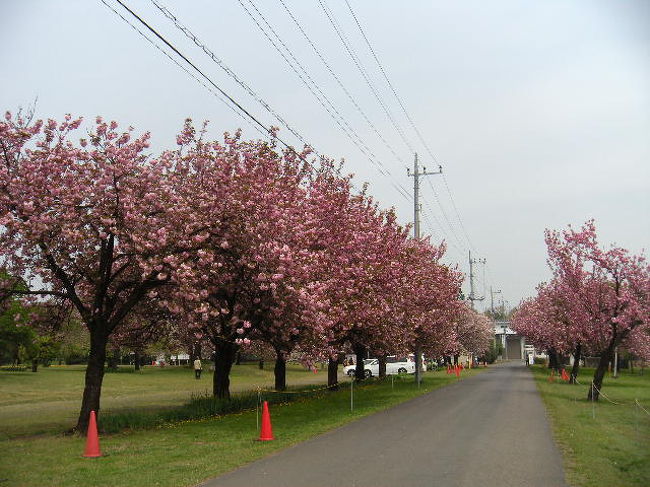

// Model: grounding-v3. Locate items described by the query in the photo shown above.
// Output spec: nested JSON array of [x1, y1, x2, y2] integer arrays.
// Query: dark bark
[[353, 343, 367, 381], [134, 349, 141, 371], [213, 340, 237, 399], [258, 359, 264, 370], [75, 327, 108, 433], [107, 347, 119, 370], [548, 348, 560, 372], [588, 344, 615, 401], [235, 351, 241, 366], [31, 359, 38, 372], [414, 347, 423, 385], [327, 357, 339, 390], [274, 350, 286, 391], [378, 355, 387, 379], [569, 343, 582, 384]]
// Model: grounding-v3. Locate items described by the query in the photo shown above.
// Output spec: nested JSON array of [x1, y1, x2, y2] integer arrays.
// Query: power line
[[148, 0, 314, 153], [237, 0, 414, 202], [343, 0, 477, 253], [277, 0, 407, 168], [425, 177, 466, 251], [149, 0, 412, 203], [107, 0, 317, 161], [343, 0, 433, 163], [442, 172, 476, 252], [98, 0, 270, 142], [317, 0, 414, 156]]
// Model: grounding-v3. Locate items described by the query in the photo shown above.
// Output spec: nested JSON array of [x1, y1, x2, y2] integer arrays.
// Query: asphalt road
[[199, 362, 566, 487]]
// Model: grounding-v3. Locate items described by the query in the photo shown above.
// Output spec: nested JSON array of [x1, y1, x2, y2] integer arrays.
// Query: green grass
[[0, 367, 484, 487], [532, 366, 650, 487], [0, 363, 329, 438]]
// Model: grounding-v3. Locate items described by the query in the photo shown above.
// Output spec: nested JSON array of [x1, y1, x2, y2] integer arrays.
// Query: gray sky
[[1, 0, 648, 311]]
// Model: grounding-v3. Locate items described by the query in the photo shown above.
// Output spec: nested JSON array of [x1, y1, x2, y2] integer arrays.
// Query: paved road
[[200, 362, 566, 487]]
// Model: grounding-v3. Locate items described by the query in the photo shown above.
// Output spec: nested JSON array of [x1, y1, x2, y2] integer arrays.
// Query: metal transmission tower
[[407, 153, 442, 386], [468, 251, 486, 309]]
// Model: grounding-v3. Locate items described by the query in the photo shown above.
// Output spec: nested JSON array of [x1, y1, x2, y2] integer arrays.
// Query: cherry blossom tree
[[545, 221, 649, 399], [400, 239, 463, 377], [515, 221, 649, 399], [163, 122, 333, 397], [0, 113, 204, 432], [453, 305, 494, 361]]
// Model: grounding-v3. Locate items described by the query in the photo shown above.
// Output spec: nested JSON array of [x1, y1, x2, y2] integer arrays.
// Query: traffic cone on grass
[[83, 410, 102, 458], [561, 369, 569, 381], [548, 370, 556, 383], [258, 401, 274, 441], [455, 365, 461, 378]]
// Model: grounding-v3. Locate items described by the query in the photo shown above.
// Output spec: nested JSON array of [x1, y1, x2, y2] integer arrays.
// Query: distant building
[[494, 321, 524, 360]]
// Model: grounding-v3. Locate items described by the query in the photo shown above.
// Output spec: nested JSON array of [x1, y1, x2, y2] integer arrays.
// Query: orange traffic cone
[[561, 369, 569, 381], [455, 365, 461, 378], [83, 410, 102, 458], [258, 401, 274, 441], [548, 370, 556, 383]]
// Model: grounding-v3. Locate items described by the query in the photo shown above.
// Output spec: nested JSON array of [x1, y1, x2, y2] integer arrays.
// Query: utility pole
[[468, 251, 486, 309], [407, 153, 442, 386], [490, 287, 502, 314], [407, 153, 442, 241]]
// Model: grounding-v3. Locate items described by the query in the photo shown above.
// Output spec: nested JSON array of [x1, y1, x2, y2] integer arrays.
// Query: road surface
[[199, 362, 566, 487]]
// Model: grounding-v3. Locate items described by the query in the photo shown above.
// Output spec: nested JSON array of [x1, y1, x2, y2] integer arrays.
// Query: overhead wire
[[317, 0, 415, 157], [234, 0, 412, 202], [342, 0, 477, 254], [340, 1, 501, 302], [105, 0, 326, 165], [149, 0, 412, 203], [97, 0, 271, 142], [277, 0, 407, 168], [147, 0, 315, 155], [425, 177, 465, 252]]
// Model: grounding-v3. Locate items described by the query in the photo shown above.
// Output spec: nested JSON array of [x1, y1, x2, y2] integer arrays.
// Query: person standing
[[194, 358, 202, 379]]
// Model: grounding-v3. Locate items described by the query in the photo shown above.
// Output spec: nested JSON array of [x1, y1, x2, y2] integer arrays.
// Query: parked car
[[343, 356, 417, 377]]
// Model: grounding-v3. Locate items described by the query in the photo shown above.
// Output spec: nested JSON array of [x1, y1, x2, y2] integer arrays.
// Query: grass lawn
[[0, 362, 329, 438], [0, 367, 484, 487], [532, 365, 650, 487]]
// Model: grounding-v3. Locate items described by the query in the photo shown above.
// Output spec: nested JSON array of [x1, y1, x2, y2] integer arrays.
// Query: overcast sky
[[1, 0, 648, 311]]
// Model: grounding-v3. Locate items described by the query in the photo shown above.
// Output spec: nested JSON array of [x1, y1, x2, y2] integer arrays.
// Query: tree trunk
[[75, 328, 108, 434], [570, 343, 582, 384], [588, 344, 615, 402], [134, 349, 141, 371], [213, 340, 237, 399], [107, 347, 119, 370], [548, 348, 560, 372], [235, 351, 241, 366], [353, 343, 367, 381], [274, 350, 286, 391], [415, 347, 423, 385], [378, 355, 387, 379], [31, 359, 38, 372], [327, 356, 339, 390], [258, 359, 264, 370]]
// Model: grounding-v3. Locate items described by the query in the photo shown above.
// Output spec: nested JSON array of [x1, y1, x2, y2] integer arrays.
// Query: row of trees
[[0, 113, 492, 433], [512, 221, 649, 400]]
